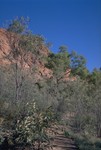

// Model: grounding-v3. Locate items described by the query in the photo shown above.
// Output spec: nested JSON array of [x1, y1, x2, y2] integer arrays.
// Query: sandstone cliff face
[[0, 29, 11, 65], [0, 28, 75, 81], [0, 28, 53, 80]]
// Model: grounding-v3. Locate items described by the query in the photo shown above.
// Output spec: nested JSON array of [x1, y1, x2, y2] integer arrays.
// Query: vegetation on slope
[[0, 17, 101, 149]]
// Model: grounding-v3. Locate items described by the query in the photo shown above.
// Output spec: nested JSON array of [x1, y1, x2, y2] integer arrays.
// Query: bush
[[12, 101, 56, 149], [66, 131, 101, 150]]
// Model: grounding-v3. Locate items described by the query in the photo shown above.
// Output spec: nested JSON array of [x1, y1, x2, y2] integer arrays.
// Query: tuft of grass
[[64, 130, 74, 138]]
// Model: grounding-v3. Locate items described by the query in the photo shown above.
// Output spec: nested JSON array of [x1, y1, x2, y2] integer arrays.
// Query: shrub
[[13, 101, 55, 149]]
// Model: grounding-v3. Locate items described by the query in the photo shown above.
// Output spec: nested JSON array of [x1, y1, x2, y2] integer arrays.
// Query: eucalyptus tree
[[70, 51, 89, 79], [6, 17, 45, 103]]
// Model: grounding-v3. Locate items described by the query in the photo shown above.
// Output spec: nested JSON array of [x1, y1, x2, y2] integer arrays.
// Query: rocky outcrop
[[0, 28, 53, 80], [0, 28, 75, 81], [0, 29, 11, 65]]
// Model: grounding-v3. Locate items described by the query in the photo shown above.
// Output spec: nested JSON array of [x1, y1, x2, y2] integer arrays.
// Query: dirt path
[[52, 134, 78, 150], [49, 126, 78, 150]]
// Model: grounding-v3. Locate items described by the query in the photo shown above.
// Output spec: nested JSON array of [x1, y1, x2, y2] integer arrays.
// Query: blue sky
[[0, 0, 101, 71]]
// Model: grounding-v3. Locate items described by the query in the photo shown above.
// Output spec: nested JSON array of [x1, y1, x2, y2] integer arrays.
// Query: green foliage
[[7, 16, 30, 34], [14, 101, 55, 149], [70, 51, 86, 69], [7, 16, 46, 62], [88, 68, 101, 85], [1, 17, 101, 150], [70, 51, 89, 79], [0, 128, 5, 145], [65, 129, 101, 150], [64, 130, 73, 138], [59, 45, 68, 53], [74, 134, 101, 150], [46, 46, 70, 77], [46, 48, 89, 79], [19, 33, 45, 55]]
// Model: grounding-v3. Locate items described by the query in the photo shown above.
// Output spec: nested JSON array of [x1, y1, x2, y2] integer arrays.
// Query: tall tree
[[46, 45, 70, 79], [6, 17, 31, 103], [70, 51, 89, 78]]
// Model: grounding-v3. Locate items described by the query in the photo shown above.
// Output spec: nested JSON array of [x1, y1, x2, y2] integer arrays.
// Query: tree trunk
[[15, 62, 19, 102]]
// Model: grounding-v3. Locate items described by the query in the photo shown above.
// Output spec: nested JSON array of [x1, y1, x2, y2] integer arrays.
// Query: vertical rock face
[[0, 28, 53, 80], [0, 29, 11, 65], [0, 28, 75, 81]]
